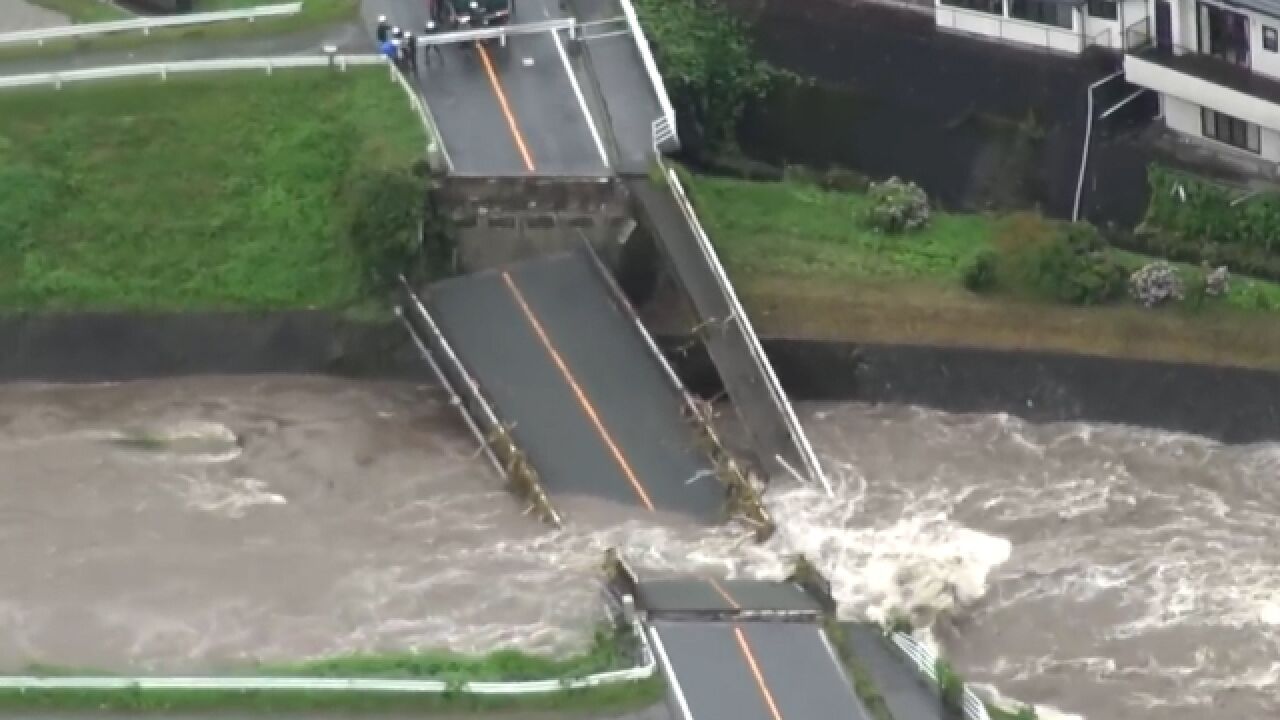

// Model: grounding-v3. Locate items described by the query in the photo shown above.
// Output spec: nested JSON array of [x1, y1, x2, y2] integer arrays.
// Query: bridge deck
[[637, 577, 821, 616], [652, 620, 871, 720], [425, 250, 724, 517]]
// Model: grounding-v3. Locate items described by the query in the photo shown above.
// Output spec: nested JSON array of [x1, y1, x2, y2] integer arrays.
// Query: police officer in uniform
[[404, 31, 419, 75], [423, 20, 444, 67], [375, 15, 390, 43]]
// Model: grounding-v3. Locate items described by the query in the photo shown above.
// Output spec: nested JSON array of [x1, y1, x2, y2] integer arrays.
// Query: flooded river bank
[[1, 376, 1275, 719]]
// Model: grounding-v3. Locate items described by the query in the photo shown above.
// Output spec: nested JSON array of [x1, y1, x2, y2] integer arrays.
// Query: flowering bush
[[1129, 261, 1185, 307], [865, 177, 931, 234], [1205, 265, 1230, 297]]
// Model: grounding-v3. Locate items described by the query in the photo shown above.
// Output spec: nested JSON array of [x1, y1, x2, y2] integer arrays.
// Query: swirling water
[[0, 377, 1274, 719]]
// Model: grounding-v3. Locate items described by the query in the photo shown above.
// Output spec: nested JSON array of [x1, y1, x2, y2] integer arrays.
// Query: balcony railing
[[1125, 17, 1280, 106]]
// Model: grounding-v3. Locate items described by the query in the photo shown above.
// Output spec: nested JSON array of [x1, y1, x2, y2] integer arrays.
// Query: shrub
[[1206, 265, 1231, 296], [1145, 165, 1280, 256], [1128, 260, 1185, 308], [1019, 223, 1127, 305], [345, 166, 430, 294], [963, 250, 1000, 293], [865, 176, 931, 234], [935, 660, 967, 720], [634, 0, 773, 153]]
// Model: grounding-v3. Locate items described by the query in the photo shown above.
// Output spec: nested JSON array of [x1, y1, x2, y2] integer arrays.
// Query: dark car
[[442, 0, 514, 28]]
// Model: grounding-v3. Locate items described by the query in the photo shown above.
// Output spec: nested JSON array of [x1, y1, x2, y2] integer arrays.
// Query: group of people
[[377, 14, 444, 75]]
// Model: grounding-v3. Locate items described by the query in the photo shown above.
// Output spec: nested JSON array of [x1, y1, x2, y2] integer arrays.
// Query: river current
[[0, 376, 1275, 719]]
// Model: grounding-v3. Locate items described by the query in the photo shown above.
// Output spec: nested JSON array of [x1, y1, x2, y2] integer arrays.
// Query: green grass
[[0, 0, 361, 62], [0, 67, 424, 311], [4, 628, 664, 714], [0, 678, 665, 714], [27, 0, 132, 23], [256, 628, 639, 681], [686, 172, 994, 283], [661, 172, 1280, 370]]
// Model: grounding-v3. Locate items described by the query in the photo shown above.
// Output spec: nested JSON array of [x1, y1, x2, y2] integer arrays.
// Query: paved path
[[365, 0, 611, 176], [844, 623, 948, 720], [0, 1, 68, 32], [424, 249, 724, 517], [30, 708, 673, 720]]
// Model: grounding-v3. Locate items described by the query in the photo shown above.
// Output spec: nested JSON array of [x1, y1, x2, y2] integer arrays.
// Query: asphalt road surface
[[425, 250, 725, 518], [652, 620, 870, 720], [365, 0, 610, 175]]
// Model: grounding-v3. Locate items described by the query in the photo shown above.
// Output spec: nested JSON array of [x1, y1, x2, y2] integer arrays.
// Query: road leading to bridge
[[422, 249, 724, 517], [619, 567, 873, 720], [368, 0, 611, 175]]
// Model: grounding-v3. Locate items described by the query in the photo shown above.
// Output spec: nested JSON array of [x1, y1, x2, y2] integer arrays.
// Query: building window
[[1010, 0, 1074, 29], [1087, 0, 1117, 20], [941, 0, 1004, 15], [1201, 108, 1260, 153], [1265, 26, 1278, 52]]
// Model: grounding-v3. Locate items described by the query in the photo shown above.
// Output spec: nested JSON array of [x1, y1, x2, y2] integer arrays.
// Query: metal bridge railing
[[621, 0, 678, 148], [660, 163, 832, 496], [891, 632, 992, 720], [0, 2, 303, 47]]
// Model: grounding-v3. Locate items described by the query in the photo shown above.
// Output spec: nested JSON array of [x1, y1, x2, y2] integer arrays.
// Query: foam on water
[[4, 378, 1276, 720]]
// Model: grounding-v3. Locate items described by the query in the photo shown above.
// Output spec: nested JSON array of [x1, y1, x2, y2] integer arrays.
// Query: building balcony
[[1124, 19, 1280, 130]]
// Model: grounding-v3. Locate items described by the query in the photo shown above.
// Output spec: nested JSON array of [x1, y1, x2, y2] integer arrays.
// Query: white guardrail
[[891, 632, 992, 720], [0, 2, 303, 47], [0, 54, 385, 90], [618, 0, 678, 148], [0, 621, 654, 695], [662, 164, 833, 497]]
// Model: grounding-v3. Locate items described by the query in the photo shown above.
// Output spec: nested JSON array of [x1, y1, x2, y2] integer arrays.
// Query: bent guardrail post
[[398, 276, 563, 528], [576, 233, 775, 541]]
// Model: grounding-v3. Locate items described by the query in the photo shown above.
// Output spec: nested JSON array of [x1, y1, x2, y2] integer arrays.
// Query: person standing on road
[[380, 36, 398, 64], [375, 14, 390, 43], [404, 31, 420, 75], [423, 20, 444, 67]]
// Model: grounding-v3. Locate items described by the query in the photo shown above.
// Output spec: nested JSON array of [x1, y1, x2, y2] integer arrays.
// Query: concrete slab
[[651, 621, 871, 720], [425, 250, 722, 518], [637, 578, 821, 615]]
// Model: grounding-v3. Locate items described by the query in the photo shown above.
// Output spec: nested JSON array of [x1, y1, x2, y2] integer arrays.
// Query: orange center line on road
[[709, 578, 740, 610], [500, 271, 656, 512], [733, 625, 784, 720], [477, 43, 536, 173]]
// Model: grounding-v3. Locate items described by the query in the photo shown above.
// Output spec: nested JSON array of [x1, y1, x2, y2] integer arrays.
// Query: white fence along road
[[0, 2, 303, 48]]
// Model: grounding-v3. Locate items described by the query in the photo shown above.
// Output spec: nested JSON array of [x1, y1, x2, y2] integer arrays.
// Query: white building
[[1124, 0, 1280, 164], [935, 0, 1151, 53]]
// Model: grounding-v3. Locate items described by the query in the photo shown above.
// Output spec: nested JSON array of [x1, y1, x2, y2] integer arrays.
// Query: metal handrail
[[0, 2, 302, 47], [0, 55, 388, 91], [416, 17, 575, 47], [620, 0, 679, 148], [661, 164, 831, 496], [0, 618, 655, 695], [891, 632, 992, 720]]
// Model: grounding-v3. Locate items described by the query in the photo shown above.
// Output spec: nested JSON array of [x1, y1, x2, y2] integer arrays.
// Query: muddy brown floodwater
[[2, 377, 1276, 720]]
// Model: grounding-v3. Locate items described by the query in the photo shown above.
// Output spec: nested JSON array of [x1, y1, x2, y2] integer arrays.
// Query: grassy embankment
[[665, 172, 1280, 371], [2, 628, 663, 713], [0, 67, 427, 312], [8, 0, 361, 61]]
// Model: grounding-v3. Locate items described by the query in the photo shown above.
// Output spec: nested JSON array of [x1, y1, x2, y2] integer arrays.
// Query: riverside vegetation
[[9, 0, 361, 61], [0, 68, 450, 312], [677, 168, 1280, 370], [2, 625, 663, 713]]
